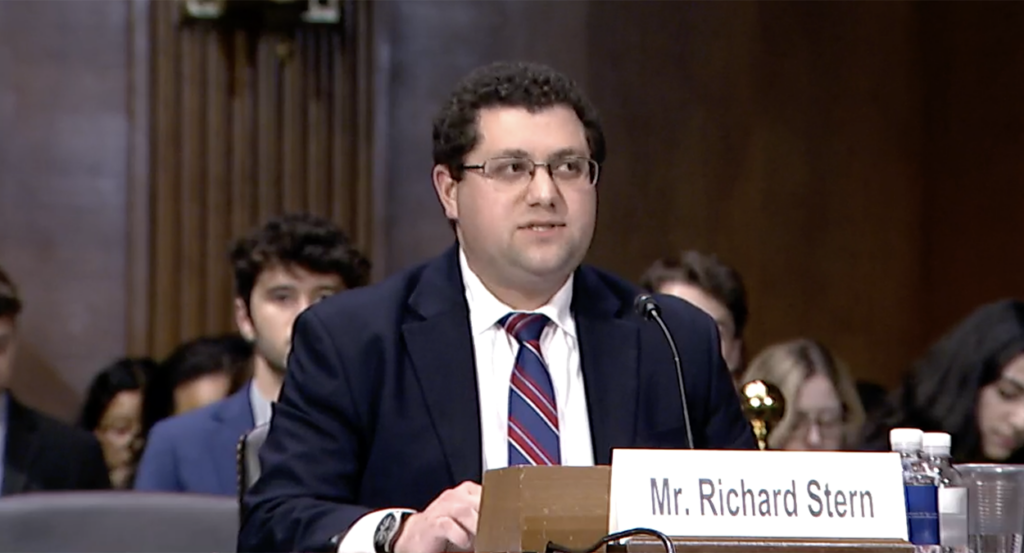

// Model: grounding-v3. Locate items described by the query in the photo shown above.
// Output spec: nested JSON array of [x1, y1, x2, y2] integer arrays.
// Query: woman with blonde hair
[[741, 338, 865, 451]]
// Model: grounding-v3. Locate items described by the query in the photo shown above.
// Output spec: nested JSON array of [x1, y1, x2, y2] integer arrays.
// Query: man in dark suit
[[0, 266, 110, 495], [134, 214, 371, 495], [239, 61, 755, 553]]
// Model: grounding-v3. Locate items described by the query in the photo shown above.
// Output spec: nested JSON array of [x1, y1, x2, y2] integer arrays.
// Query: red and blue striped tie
[[500, 312, 561, 466]]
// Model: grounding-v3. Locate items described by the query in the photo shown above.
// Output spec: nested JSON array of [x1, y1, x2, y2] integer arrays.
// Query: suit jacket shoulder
[[4, 397, 110, 494], [135, 387, 253, 495]]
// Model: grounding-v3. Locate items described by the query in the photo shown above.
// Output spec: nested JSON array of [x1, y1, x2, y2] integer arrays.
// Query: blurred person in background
[[0, 265, 109, 494], [741, 338, 865, 451], [134, 213, 371, 495], [140, 333, 252, 441], [854, 379, 889, 441], [865, 299, 1024, 462], [640, 250, 749, 381], [79, 357, 155, 488]]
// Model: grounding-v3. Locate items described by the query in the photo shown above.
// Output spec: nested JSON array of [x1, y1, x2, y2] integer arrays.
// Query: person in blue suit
[[133, 213, 371, 495], [239, 61, 756, 553]]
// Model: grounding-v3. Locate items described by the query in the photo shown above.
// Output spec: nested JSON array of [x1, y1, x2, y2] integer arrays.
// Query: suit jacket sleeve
[[239, 308, 372, 553], [133, 422, 183, 491], [699, 318, 756, 449]]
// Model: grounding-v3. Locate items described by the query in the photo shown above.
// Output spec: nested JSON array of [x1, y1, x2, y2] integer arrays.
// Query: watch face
[[374, 514, 397, 551]]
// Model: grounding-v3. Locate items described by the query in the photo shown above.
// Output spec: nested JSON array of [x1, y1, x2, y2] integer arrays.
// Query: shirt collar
[[459, 247, 576, 338], [248, 381, 274, 427]]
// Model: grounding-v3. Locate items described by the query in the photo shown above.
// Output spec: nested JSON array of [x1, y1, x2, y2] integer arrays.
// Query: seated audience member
[[140, 333, 252, 440], [865, 299, 1024, 462], [134, 213, 370, 495], [640, 250, 749, 380], [0, 265, 110, 494], [741, 338, 865, 451], [855, 380, 888, 437], [79, 357, 154, 488]]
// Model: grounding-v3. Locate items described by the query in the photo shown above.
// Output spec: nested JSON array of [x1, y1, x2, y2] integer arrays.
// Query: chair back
[[0, 491, 238, 552], [236, 422, 270, 513]]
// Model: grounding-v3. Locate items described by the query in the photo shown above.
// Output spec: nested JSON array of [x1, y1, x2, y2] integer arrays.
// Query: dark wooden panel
[[0, 0, 132, 419], [145, 1, 375, 358], [585, 1, 927, 387], [919, 2, 1024, 345]]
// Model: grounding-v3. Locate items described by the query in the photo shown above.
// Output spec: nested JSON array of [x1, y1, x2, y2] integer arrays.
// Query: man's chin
[[268, 360, 288, 376], [517, 250, 584, 277]]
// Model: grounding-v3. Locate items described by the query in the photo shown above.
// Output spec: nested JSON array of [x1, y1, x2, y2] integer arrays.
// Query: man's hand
[[393, 481, 481, 553]]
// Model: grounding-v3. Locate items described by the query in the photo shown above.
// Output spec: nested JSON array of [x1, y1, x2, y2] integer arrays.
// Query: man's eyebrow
[[490, 148, 532, 159], [548, 147, 589, 159]]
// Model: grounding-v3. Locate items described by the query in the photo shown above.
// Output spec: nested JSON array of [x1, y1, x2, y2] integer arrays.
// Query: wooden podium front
[[475, 466, 913, 553]]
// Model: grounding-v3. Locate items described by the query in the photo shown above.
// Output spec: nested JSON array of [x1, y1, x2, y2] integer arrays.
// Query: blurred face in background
[[977, 354, 1024, 461], [172, 373, 231, 415], [659, 280, 743, 373], [780, 373, 844, 451], [0, 317, 15, 390], [235, 264, 343, 374], [94, 389, 143, 488]]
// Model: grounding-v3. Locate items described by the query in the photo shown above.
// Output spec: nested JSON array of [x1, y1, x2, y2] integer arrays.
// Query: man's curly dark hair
[[432, 61, 606, 180], [229, 213, 371, 307]]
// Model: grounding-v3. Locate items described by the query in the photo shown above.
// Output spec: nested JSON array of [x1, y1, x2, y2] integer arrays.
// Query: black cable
[[545, 527, 676, 553], [650, 310, 695, 450]]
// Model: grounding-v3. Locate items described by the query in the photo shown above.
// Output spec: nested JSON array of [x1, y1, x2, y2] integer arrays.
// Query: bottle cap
[[890, 428, 924, 450], [922, 431, 952, 454]]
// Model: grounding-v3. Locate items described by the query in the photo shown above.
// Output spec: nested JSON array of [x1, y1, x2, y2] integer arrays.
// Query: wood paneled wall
[[139, 1, 374, 358], [919, 2, 1024, 341], [0, 0, 132, 419], [586, 1, 929, 387]]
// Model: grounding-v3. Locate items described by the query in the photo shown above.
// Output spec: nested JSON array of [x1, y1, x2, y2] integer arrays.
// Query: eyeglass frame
[[458, 156, 600, 187]]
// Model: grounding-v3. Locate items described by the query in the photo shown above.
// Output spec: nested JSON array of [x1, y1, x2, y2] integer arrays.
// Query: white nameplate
[[609, 449, 908, 540]]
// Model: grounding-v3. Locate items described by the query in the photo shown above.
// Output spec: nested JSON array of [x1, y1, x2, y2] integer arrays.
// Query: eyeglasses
[[460, 157, 599, 187]]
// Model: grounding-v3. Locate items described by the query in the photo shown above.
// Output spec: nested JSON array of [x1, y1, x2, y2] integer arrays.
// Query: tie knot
[[499, 312, 550, 343]]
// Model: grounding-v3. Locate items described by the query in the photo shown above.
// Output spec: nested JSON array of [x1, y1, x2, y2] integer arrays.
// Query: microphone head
[[633, 294, 661, 320]]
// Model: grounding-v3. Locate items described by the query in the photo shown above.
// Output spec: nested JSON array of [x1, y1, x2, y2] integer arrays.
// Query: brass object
[[741, 379, 785, 450]]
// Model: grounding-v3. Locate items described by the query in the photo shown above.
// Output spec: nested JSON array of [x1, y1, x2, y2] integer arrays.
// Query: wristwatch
[[373, 511, 411, 553]]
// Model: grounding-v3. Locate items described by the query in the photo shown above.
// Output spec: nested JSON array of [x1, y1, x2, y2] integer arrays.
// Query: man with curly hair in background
[[135, 213, 370, 495]]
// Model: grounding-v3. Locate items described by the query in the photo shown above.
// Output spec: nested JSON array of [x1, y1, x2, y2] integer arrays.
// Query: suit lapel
[[403, 245, 482, 485], [212, 387, 256, 494], [3, 397, 40, 495], [573, 268, 639, 465]]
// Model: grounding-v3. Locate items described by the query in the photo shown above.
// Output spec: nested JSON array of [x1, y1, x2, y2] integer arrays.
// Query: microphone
[[634, 294, 695, 449]]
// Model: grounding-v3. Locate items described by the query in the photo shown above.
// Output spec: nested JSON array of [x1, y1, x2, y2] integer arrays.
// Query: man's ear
[[233, 297, 256, 342], [432, 164, 459, 222]]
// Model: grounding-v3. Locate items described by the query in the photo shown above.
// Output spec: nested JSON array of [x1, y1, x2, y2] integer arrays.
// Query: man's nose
[[524, 165, 562, 206], [805, 423, 823, 447]]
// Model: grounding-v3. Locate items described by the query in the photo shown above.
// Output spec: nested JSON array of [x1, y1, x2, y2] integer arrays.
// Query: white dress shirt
[[248, 380, 274, 428], [338, 249, 594, 552]]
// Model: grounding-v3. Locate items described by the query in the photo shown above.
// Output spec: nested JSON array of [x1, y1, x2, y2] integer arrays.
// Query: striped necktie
[[500, 312, 561, 466]]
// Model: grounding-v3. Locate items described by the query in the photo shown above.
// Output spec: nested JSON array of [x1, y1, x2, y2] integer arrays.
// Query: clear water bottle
[[891, 428, 939, 550], [922, 432, 968, 553]]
